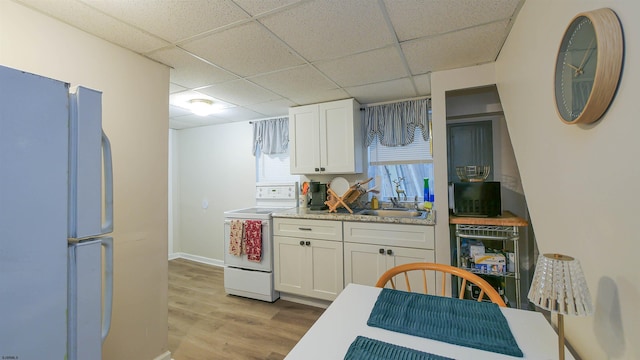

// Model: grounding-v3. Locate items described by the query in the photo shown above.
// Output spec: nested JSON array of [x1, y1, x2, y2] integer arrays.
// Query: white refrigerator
[[0, 65, 114, 360]]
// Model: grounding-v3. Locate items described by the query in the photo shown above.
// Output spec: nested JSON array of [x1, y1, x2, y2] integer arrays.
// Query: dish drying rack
[[325, 177, 374, 213]]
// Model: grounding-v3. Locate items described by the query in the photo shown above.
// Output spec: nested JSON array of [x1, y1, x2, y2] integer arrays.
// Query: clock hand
[[565, 63, 583, 76], [578, 37, 596, 71]]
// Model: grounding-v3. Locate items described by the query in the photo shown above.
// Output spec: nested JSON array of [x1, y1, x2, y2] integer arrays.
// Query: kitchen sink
[[357, 208, 424, 218]]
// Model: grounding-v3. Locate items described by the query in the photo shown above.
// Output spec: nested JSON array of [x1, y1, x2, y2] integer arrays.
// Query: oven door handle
[[224, 219, 268, 226]]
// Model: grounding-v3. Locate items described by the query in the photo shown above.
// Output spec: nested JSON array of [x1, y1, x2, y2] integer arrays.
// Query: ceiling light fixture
[[189, 99, 214, 116]]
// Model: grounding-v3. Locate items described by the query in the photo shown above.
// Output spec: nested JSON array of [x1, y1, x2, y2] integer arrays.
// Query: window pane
[[367, 163, 433, 202], [256, 148, 299, 183], [367, 127, 434, 202], [369, 128, 432, 165]]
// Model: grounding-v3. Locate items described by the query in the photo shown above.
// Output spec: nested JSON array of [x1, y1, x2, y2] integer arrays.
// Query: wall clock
[[554, 8, 624, 124]]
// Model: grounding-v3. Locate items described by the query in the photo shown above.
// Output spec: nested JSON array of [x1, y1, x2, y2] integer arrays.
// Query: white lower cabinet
[[343, 222, 436, 292], [273, 218, 437, 301], [273, 219, 343, 301], [344, 242, 434, 287]]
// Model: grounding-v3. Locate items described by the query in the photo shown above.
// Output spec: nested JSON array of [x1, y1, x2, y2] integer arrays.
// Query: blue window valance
[[364, 98, 431, 147], [252, 117, 289, 155]]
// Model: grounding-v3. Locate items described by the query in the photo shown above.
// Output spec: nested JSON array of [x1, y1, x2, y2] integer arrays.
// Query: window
[[253, 117, 299, 183], [255, 148, 299, 183], [367, 128, 433, 202]]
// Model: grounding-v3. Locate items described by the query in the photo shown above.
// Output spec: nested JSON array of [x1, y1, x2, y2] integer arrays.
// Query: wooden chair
[[375, 262, 507, 307]]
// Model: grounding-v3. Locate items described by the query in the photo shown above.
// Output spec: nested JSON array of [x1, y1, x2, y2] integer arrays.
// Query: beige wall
[[1, 2, 170, 359], [496, 0, 639, 359], [174, 122, 257, 261]]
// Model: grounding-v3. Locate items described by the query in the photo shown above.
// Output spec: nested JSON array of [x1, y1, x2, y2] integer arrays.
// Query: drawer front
[[273, 218, 342, 241], [343, 221, 434, 249]]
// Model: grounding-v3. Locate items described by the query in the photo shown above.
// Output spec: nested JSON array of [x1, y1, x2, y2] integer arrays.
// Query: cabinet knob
[[386, 249, 393, 255], [299, 240, 305, 246], [305, 241, 311, 246], [320, 167, 325, 171], [379, 248, 385, 254], [315, 168, 320, 172]]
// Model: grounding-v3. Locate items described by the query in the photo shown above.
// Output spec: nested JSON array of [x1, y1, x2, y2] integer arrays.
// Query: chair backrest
[[375, 262, 507, 307]]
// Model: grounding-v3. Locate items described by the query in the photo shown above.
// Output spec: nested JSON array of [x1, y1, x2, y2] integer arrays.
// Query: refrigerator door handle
[[101, 237, 114, 342], [101, 131, 114, 234]]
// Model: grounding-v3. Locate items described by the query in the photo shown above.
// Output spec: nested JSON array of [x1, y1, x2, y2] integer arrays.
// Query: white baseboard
[[168, 252, 224, 267], [153, 350, 172, 360]]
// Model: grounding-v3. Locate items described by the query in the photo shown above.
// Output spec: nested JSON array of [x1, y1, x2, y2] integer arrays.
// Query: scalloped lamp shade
[[528, 253, 593, 316], [527, 253, 592, 360]]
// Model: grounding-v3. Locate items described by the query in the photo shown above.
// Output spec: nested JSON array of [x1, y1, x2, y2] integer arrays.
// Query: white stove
[[224, 206, 288, 218], [223, 183, 298, 302]]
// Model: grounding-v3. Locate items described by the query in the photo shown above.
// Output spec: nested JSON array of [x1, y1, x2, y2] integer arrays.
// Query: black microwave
[[449, 182, 501, 217]]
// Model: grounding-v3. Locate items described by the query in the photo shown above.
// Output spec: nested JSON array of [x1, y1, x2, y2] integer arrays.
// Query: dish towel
[[367, 288, 523, 357], [228, 220, 243, 256], [244, 220, 262, 262], [344, 336, 454, 360]]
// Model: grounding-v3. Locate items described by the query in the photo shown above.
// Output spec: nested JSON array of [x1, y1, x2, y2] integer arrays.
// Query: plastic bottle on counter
[[371, 196, 379, 210], [423, 178, 430, 202]]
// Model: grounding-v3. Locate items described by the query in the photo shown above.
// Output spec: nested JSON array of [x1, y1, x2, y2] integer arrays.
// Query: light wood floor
[[168, 259, 324, 360]]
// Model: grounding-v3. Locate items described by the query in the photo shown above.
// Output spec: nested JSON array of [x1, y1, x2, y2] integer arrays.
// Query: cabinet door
[[273, 236, 306, 295], [308, 239, 344, 301], [289, 104, 320, 174], [387, 247, 436, 293], [319, 99, 362, 174], [344, 242, 387, 287]]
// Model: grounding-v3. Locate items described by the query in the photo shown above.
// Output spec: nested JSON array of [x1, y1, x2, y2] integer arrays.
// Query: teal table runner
[[367, 288, 524, 357], [344, 336, 454, 360]]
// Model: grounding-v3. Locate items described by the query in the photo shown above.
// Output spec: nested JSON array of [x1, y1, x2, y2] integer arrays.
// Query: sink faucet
[[390, 197, 400, 208]]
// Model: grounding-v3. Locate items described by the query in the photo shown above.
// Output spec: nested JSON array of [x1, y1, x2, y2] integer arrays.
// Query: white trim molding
[[169, 252, 224, 267]]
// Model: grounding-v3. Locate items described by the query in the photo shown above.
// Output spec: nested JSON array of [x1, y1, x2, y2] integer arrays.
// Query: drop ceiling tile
[[402, 20, 509, 75], [412, 74, 432, 96], [148, 47, 239, 89], [233, 0, 304, 16], [249, 65, 348, 105], [170, 83, 188, 94], [212, 107, 266, 122], [169, 118, 195, 130], [80, 0, 250, 43], [169, 104, 192, 117], [196, 80, 282, 106], [169, 113, 226, 129], [384, 0, 522, 41], [260, 0, 395, 62], [16, 0, 170, 53], [244, 98, 295, 118], [346, 78, 418, 105], [181, 22, 305, 77], [315, 46, 408, 87], [290, 88, 351, 107]]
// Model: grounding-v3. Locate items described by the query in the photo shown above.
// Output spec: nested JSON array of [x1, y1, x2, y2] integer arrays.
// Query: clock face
[[555, 16, 598, 123]]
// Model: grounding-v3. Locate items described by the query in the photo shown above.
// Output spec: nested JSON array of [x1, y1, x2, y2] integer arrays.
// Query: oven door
[[223, 219, 272, 272]]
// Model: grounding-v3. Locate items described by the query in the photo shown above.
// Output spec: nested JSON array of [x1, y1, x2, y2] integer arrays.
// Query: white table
[[285, 283, 574, 360]]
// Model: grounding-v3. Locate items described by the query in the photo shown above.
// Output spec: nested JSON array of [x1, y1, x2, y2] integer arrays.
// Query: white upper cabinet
[[289, 98, 363, 174]]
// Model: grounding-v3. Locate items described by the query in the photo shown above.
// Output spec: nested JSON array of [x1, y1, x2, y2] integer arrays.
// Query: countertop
[[272, 207, 436, 225], [449, 211, 528, 226]]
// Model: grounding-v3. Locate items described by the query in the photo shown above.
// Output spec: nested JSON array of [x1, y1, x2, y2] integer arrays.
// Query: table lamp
[[527, 254, 593, 360]]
